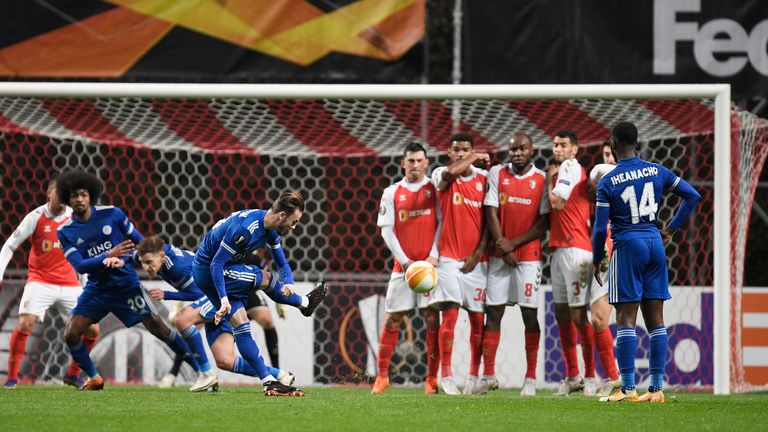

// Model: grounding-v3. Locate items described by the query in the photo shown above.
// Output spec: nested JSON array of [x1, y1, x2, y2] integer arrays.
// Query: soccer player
[[481, 133, 548, 396], [55, 170, 212, 391], [430, 133, 490, 395], [372, 142, 441, 395], [136, 236, 295, 387], [548, 130, 607, 396], [191, 191, 327, 396], [0, 180, 100, 389], [593, 122, 701, 402]]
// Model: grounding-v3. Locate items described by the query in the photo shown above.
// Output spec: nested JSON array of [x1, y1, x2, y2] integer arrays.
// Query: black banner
[[464, 0, 768, 99]]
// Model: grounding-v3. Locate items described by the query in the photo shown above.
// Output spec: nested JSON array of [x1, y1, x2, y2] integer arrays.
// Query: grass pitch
[[2, 385, 766, 431]]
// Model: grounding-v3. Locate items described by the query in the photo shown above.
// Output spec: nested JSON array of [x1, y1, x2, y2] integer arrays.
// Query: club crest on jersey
[[102, 225, 112, 235], [425, 189, 431, 199], [476, 182, 483, 191], [530, 180, 536, 189]]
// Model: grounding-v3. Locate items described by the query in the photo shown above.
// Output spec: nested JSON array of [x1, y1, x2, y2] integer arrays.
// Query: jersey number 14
[[620, 182, 658, 224]]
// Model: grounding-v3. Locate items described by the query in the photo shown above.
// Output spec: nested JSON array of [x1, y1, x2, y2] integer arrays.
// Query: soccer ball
[[405, 261, 437, 294]]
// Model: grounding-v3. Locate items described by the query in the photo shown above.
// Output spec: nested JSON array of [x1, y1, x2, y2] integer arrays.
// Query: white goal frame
[[0, 82, 732, 394]]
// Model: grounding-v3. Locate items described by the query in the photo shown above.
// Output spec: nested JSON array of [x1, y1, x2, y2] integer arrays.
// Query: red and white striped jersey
[[0, 204, 79, 285], [432, 166, 487, 261], [377, 177, 439, 274], [484, 164, 549, 262], [550, 158, 592, 251]]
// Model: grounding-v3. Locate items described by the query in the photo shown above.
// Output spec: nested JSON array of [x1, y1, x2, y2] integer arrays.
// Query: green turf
[[1, 385, 766, 431]]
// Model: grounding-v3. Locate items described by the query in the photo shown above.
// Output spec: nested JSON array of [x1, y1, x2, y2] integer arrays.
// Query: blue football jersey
[[58, 205, 144, 292], [194, 209, 282, 266], [156, 244, 204, 300], [596, 157, 680, 245]]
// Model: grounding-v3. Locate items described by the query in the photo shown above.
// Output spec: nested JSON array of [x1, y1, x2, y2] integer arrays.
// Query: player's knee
[[17, 315, 37, 333], [554, 305, 571, 323], [215, 356, 233, 371], [84, 324, 100, 338], [385, 313, 404, 329]]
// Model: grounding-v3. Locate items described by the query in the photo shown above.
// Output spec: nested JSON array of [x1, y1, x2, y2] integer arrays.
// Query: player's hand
[[496, 237, 517, 255], [660, 228, 674, 244], [502, 250, 518, 266], [460, 251, 481, 273], [401, 260, 414, 271], [148, 288, 165, 300], [593, 265, 603, 287], [473, 153, 491, 169], [281, 283, 295, 296], [108, 240, 135, 258], [426, 256, 438, 267], [102, 257, 125, 268], [215, 298, 231, 325], [276, 303, 286, 319]]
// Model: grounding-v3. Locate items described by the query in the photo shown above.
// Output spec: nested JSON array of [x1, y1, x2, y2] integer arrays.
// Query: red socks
[[578, 325, 596, 378], [468, 312, 484, 377], [66, 335, 99, 377], [524, 331, 540, 379], [438, 309, 458, 377], [377, 327, 400, 378], [7, 329, 30, 381], [558, 322, 579, 378], [481, 330, 500, 377], [596, 328, 619, 380]]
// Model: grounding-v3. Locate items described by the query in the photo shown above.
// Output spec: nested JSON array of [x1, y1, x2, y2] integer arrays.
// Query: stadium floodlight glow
[[0, 82, 746, 395]]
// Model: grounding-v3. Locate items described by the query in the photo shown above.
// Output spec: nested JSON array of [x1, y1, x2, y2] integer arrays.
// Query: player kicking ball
[[593, 122, 701, 402], [191, 191, 327, 396]]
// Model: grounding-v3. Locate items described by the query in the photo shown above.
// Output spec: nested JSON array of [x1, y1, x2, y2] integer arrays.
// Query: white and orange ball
[[405, 260, 438, 294]]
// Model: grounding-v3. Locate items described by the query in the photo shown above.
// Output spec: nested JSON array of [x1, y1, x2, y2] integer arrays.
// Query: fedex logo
[[654, 0, 768, 77]]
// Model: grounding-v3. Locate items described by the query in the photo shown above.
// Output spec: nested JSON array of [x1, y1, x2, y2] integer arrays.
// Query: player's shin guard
[[648, 326, 668, 392], [578, 324, 596, 378], [264, 327, 279, 368], [426, 327, 439, 379], [468, 312, 484, 377], [67, 339, 98, 379], [181, 325, 212, 373], [233, 323, 272, 380], [558, 322, 579, 378], [263, 275, 303, 308], [377, 327, 399, 378], [596, 328, 619, 380], [166, 329, 201, 372], [615, 327, 638, 392], [524, 331, 540, 379], [439, 308, 458, 378], [481, 330, 500, 377], [7, 329, 30, 381]]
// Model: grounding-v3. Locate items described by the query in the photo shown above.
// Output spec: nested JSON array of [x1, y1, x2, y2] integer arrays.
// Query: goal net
[[0, 84, 764, 393]]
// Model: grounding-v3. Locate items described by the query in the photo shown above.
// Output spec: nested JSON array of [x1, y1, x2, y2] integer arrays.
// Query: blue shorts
[[188, 296, 235, 346], [191, 262, 264, 310], [71, 285, 154, 327], [607, 237, 671, 304]]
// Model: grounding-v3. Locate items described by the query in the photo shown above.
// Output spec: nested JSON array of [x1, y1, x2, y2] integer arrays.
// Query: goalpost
[[0, 82, 762, 394]]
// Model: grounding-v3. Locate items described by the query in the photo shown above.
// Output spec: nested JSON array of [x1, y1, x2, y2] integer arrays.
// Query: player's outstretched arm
[[161, 289, 202, 302], [59, 240, 111, 274], [0, 211, 37, 282], [434, 153, 490, 190], [268, 241, 296, 295]]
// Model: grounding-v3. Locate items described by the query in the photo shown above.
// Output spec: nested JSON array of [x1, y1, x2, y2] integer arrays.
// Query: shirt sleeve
[[483, 166, 500, 207], [431, 167, 447, 190], [267, 232, 294, 285], [552, 159, 580, 201], [114, 207, 143, 245], [0, 210, 38, 279], [661, 166, 702, 230], [377, 185, 396, 227]]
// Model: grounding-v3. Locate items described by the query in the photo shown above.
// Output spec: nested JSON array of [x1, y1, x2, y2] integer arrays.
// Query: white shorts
[[486, 257, 541, 308], [430, 257, 487, 312], [551, 247, 608, 307], [18, 281, 83, 322], [385, 273, 431, 313]]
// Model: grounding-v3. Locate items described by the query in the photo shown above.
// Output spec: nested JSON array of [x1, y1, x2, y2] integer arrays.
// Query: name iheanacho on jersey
[[609, 166, 660, 186]]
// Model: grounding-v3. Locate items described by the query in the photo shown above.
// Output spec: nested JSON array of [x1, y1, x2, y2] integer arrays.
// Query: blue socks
[[67, 340, 98, 379], [233, 323, 272, 381], [233, 357, 280, 379], [263, 276, 304, 308], [616, 327, 637, 393], [181, 325, 212, 373], [648, 326, 668, 393], [166, 329, 201, 372]]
